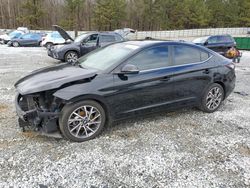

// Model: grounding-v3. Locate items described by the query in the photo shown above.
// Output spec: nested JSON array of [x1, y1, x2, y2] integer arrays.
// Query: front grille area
[[17, 94, 29, 111], [16, 93, 60, 133]]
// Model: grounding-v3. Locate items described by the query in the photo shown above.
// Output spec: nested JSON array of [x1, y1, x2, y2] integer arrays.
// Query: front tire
[[65, 51, 79, 64], [200, 83, 224, 113], [12, 41, 19, 47], [59, 100, 106, 142]]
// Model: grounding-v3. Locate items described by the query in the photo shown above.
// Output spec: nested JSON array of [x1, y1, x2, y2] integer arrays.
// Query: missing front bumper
[[15, 94, 60, 133]]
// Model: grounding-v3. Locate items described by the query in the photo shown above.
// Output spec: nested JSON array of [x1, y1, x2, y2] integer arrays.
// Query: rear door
[[219, 35, 236, 52], [170, 44, 213, 105], [29, 34, 41, 46], [112, 45, 176, 118], [99, 34, 117, 47], [206, 36, 232, 55]]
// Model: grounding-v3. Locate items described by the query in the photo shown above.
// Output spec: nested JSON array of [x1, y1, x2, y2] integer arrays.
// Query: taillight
[[226, 63, 235, 70]]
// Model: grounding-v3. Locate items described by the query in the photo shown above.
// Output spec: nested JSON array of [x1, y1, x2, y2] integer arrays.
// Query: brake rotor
[[79, 110, 86, 117]]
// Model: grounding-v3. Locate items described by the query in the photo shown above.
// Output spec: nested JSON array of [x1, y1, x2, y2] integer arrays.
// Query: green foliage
[[9, 0, 250, 30], [238, 0, 250, 26], [17, 0, 45, 29], [62, 0, 85, 30], [93, 0, 126, 30]]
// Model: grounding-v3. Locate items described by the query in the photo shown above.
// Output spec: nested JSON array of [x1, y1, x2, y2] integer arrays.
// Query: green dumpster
[[234, 37, 250, 50]]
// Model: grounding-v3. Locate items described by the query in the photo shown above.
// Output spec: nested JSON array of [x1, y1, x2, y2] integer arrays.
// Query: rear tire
[[199, 83, 224, 113], [59, 100, 106, 142]]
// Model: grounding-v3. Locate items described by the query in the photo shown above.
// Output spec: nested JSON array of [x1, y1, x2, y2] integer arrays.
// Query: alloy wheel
[[67, 105, 102, 139], [13, 41, 19, 47], [206, 86, 223, 110], [66, 52, 78, 63]]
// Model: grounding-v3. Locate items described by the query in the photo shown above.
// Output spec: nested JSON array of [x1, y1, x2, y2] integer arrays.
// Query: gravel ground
[[0, 45, 249, 188]]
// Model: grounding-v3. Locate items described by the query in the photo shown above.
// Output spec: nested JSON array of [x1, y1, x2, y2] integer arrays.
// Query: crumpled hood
[[15, 64, 97, 95]]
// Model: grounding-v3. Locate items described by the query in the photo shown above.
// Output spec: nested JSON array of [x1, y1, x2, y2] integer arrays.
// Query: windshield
[[78, 43, 139, 71], [9, 31, 21, 38], [74, 33, 89, 42], [193, 37, 209, 44]]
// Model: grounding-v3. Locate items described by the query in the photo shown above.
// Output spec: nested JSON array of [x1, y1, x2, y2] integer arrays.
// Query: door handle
[[203, 69, 210, 74], [160, 76, 170, 81]]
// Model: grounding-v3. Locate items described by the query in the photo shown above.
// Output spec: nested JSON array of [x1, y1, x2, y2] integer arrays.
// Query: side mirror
[[81, 41, 86, 46], [204, 41, 208, 46], [120, 64, 139, 74]]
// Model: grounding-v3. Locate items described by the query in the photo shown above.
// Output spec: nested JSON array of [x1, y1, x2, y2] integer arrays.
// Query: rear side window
[[218, 36, 233, 43], [173, 45, 209, 65], [114, 34, 124, 42], [127, 46, 169, 70], [207, 35, 234, 44], [100, 35, 116, 43], [31, 34, 40, 39]]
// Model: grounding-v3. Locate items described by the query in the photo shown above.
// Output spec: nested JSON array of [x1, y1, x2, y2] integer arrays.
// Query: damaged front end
[[15, 91, 63, 134]]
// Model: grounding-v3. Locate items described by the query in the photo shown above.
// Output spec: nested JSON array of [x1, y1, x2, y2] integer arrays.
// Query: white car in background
[[41, 31, 66, 49]]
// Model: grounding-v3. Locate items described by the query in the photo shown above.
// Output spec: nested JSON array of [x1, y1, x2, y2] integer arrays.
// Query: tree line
[[0, 0, 250, 31]]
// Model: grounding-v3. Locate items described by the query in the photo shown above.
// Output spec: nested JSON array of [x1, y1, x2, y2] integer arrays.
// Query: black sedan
[[14, 41, 235, 142], [8, 33, 44, 47]]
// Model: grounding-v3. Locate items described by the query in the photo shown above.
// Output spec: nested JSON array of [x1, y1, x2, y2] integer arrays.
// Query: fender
[[53, 75, 115, 117]]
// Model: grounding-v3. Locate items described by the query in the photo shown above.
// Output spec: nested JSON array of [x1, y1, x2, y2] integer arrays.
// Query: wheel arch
[[63, 94, 112, 122], [65, 49, 80, 58], [214, 81, 226, 99]]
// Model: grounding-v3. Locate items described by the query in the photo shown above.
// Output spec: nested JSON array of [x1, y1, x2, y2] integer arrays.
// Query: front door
[[80, 34, 99, 56], [111, 45, 176, 119], [20, 34, 33, 46]]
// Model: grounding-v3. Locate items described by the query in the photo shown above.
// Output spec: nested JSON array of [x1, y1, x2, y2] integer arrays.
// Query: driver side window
[[84, 34, 98, 44], [126, 46, 169, 71], [207, 36, 218, 44]]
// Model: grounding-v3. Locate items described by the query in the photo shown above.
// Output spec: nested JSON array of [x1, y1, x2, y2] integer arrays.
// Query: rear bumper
[[224, 71, 236, 99]]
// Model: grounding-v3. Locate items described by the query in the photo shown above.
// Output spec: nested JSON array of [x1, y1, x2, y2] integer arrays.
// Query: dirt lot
[[0, 45, 249, 188]]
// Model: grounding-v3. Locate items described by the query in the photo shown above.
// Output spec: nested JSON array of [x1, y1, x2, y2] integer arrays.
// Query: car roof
[[22, 32, 40, 35], [87, 31, 122, 35], [206, 34, 232, 38], [119, 40, 217, 56], [122, 40, 197, 48]]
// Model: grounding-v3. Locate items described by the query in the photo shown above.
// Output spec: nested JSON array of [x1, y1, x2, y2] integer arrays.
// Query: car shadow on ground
[[102, 107, 199, 134]]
